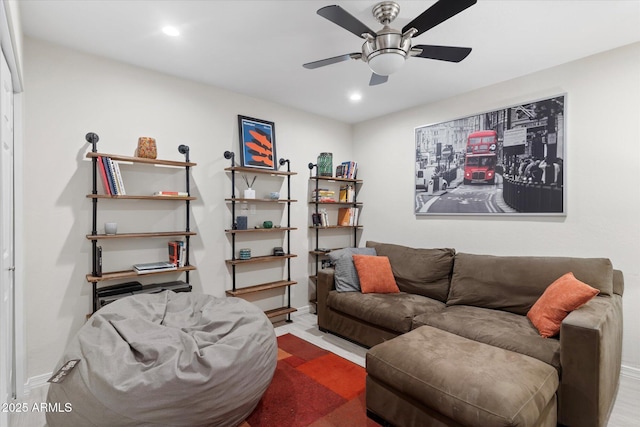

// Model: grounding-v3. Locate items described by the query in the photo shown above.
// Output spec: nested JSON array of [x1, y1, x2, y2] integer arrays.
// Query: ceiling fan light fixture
[[367, 51, 406, 76]]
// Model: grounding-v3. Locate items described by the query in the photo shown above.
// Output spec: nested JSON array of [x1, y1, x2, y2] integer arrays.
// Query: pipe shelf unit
[[224, 150, 297, 322]]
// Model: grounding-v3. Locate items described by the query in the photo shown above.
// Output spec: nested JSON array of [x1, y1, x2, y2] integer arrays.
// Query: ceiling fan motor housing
[[363, 26, 413, 75]]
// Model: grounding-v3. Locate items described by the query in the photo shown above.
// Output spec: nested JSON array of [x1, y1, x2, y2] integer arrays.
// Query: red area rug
[[240, 334, 380, 427]]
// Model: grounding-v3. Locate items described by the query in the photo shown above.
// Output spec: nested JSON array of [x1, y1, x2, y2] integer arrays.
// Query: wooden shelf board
[[309, 201, 362, 206], [225, 166, 297, 176], [225, 227, 297, 234], [87, 151, 196, 167], [225, 254, 297, 265], [310, 176, 362, 184], [265, 306, 298, 319], [87, 194, 196, 201], [86, 265, 196, 283], [86, 231, 196, 240], [225, 280, 297, 296], [226, 198, 298, 203], [309, 225, 363, 229]]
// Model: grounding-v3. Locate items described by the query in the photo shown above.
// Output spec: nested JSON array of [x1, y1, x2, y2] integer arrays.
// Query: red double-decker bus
[[463, 130, 497, 185]]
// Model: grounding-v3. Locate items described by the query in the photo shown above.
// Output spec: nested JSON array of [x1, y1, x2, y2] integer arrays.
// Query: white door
[[0, 46, 14, 427]]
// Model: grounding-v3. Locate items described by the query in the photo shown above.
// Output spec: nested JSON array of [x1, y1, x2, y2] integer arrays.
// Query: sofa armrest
[[559, 294, 623, 427], [317, 268, 336, 331]]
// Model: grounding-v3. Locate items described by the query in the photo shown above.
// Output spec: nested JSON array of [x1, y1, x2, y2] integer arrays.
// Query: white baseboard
[[293, 305, 312, 316], [621, 364, 640, 381]]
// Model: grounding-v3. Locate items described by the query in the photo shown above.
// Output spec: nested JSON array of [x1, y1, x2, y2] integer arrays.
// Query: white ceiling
[[19, 0, 640, 124]]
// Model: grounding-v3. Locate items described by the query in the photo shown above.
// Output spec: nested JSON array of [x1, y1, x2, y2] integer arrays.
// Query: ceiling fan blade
[[317, 5, 376, 38], [303, 53, 360, 69], [403, 0, 477, 38], [412, 45, 472, 62], [369, 73, 389, 86]]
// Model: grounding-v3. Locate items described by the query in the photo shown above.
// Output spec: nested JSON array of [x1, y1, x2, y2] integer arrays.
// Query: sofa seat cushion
[[327, 290, 444, 333], [367, 326, 559, 427], [413, 305, 560, 370]]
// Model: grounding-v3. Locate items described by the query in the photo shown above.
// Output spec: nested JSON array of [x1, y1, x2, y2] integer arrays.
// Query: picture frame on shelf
[[238, 115, 277, 170]]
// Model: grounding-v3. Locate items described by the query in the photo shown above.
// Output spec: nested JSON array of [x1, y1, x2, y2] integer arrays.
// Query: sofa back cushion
[[447, 253, 613, 315], [366, 241, 455, 302]]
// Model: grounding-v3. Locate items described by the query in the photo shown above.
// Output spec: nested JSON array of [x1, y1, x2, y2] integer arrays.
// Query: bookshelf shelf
[[225, 280, 297, 297], [225, 227, 297, 234], [309, 225, 363, 229], [86, 265, 197, 283], [225, 254, 297, 265], [87, 151, 196, 167], [85, 132, 196, 313], [224, 150, 296, 323], [265, 306, 298, 319], [86, 231, 197, 240], [87, 194, 196, 201], [225, 198, 298, 203], [310, 176, 362, 184], [225, 166, 296, 176]]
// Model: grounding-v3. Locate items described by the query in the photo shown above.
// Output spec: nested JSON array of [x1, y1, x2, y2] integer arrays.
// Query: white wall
[[22, 35, 640, 381], [353, 42, 640, 371], [22, 38, 353, 379]]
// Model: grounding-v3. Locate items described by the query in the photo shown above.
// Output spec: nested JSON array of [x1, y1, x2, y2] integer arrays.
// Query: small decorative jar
[[239, 248, 251, 260], [136, 137, 157, 159], [317, 152, 333, 177]]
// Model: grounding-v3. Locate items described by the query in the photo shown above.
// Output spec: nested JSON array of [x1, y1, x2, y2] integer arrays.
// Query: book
[[311, 213, 322, 227], [168, 241, 180, 266], [101, 156, 117, 195], [337, 207, 359, 226], [97, 156, 111, 195], [133, 261, 177, 274], [339, 185, 354, 203], [112, 160, 126, 195], [337, 207, 351, 226], [154, 191, 189, 197], [106, 157, 120, 195], [168, 240, 186, 266]]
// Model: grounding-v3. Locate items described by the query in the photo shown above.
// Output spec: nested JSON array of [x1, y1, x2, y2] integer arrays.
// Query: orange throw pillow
[[527, 272, 600, 338], [352, 255, 399, 294]]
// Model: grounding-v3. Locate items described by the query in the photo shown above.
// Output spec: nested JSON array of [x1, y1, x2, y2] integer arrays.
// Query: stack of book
[[336, 161, 358, 179], [339, 185, 355, 203], [168, 241, 187, 267], [133, 261, 177, 275], [154, 191, 189, 197], [337, 207, 360, 226], [97, 156, 126, 195], [311, 189, 335, 202]]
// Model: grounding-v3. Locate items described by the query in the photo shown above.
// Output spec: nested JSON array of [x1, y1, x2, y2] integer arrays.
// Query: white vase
[[244, 188, 255, 199]]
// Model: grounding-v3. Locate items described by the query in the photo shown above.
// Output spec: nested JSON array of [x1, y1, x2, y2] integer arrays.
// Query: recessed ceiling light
[[349, 92, 362, 102], [162, 26, 180, 37]]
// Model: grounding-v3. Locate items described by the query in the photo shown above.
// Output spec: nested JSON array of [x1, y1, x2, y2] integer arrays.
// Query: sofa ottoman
[[366, 326, 559, 427]]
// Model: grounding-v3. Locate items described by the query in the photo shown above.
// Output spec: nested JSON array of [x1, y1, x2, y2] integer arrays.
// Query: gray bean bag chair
[[46, 291, 277, 426]]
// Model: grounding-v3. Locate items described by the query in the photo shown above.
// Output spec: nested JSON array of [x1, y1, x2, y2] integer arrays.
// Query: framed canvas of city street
[[414, 94, 566, 216]]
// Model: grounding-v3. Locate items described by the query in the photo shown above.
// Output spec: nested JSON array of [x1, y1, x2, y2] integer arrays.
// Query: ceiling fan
[[303, 0, 477, 86]]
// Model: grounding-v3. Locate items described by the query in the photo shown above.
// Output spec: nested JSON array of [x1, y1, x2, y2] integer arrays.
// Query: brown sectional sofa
[[316, 241, 624, 427]]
